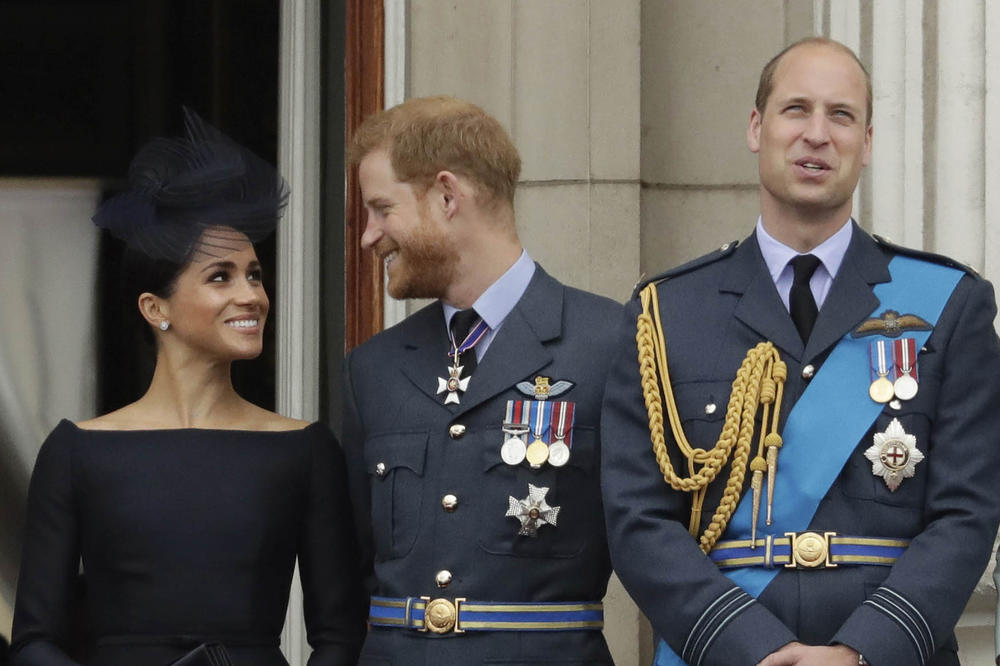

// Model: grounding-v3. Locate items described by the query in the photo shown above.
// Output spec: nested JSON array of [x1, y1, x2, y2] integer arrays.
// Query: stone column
[[934, 0, 985, 268], [870, 0, 924, 247]]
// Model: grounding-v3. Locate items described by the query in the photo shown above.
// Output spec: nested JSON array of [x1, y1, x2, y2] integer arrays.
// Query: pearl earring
[[159, 321, 170, 331]]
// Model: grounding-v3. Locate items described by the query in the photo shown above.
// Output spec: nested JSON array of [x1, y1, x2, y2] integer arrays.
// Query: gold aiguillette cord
[[636, 283, 787, 553]]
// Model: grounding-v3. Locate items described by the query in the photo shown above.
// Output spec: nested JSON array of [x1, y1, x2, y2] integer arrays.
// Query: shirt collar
[[443, 249, 535, 330], [755, 217, 853, 281]]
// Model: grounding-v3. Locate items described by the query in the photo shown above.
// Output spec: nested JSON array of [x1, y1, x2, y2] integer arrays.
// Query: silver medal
[[893, 338, 919, 401], [893, 374, 918, 401], [548, 440, 570, 467], [501, 435, 527, 465]]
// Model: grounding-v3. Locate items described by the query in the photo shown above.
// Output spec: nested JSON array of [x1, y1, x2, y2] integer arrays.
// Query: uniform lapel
[[723, 236, 806, 361], [452, 266, 559, 418], [397, 302, 458, 409], [803, 225, 890, 360]]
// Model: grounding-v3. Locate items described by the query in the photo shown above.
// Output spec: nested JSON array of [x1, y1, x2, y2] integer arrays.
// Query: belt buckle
[[419, 596, 466, 634], [784, 531, 837, 569]]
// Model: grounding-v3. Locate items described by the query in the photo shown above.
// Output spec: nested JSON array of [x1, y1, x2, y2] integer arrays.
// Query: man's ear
[[138, 292, 170, 331], [434, 170, 464, 219], [747, 107, 763, 154], [861, 123, 873, 167]]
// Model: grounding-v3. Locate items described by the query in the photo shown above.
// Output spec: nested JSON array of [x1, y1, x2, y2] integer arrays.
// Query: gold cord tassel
[[636, 282, 787, 553], [765, 434, 783, 525], [749, 457, 767, 544]]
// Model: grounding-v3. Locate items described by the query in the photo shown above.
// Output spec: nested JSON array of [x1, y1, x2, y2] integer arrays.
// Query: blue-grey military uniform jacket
[[344, 265, 621, 665], [601, 226, 1000, 666]]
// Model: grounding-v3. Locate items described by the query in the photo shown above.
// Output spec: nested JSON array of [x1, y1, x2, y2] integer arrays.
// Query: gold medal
[[868, 340, 894, 403], [525, 438, 549, 467], [868, 376, 894, 403]]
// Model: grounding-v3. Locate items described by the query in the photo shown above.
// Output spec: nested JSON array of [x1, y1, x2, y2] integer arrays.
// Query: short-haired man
[[602, 38, 1000, 665], [344, 96, 621, 664]]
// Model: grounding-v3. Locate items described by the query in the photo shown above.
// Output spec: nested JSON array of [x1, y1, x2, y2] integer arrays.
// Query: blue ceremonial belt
[[369, 596, 603, 633], [655, 256, 963, 665], [708, 534, 909, 569]]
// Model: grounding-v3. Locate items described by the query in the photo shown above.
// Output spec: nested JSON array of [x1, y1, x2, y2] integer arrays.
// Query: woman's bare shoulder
[[241, 403, 312, 431], [74, 404, 148, 431]]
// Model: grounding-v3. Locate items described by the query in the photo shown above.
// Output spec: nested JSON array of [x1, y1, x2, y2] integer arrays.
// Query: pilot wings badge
[[851, 310, 932, 339], [515, 376, 575, 400]]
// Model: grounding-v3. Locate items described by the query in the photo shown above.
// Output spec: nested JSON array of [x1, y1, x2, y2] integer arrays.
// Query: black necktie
[[789, 254, 821, 342], [449, 309, 480, 374]]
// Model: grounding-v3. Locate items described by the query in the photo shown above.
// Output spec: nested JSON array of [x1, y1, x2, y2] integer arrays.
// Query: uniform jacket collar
[[720, 221, 891, 362], [397, 264, 562, 416]]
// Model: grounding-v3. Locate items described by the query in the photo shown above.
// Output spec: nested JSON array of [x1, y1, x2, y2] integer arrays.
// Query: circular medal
[[501, 437, 527, 465], [868, 376, 894, 403], [525, 439, 549, 467], [893, 374, 918, 401], [548, 440, 570, 467]]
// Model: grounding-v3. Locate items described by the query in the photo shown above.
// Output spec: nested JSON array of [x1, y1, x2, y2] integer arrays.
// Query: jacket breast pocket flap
[[365, 430, 428, 560], [669, 381, 731, 451]]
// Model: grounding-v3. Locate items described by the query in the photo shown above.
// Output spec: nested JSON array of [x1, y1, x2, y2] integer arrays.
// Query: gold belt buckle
[[419, 596, 466, 634], [784, 531, 837, 569]]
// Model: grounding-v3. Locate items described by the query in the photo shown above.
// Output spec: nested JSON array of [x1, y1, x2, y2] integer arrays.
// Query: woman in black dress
[[10, 110, 366, 665]]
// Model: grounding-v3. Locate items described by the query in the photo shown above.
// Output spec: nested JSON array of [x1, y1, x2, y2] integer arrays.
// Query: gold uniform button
[[801, 364, 815, 380], [449, 424, 466, 439], [374, 462, 386, 478], [442, 494, 459, 512], [435, 570, 453, 588]]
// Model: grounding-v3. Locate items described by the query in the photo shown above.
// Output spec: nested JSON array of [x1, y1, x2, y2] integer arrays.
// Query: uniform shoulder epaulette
[[872, 234, 980, 278], [632, 239, 741, 298]]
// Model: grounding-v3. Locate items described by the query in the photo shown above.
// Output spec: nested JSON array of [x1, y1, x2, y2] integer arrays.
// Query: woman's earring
[[159, 321, 170, 331]]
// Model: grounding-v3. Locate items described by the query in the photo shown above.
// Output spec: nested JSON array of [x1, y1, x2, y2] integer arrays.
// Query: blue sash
[[654, 256, 963, 665]]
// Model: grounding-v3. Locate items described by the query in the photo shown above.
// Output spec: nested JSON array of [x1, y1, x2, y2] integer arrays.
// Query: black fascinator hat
[[93, 107, 288, 264]]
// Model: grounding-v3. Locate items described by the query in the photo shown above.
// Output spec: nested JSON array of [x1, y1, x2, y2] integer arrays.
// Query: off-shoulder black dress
[[10, 421, 365, 665]]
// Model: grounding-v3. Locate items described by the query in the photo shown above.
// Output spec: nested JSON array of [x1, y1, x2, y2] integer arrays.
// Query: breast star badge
[[506, 483, 560, 537], [437, 365, 470, 405], [864, 418, 924, 491]]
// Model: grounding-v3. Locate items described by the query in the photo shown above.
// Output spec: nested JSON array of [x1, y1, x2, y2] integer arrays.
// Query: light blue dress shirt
[[442, 249, 536, 360], [755, 217, 853, 312]]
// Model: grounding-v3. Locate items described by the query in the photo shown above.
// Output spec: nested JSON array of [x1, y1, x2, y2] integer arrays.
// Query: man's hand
[[757, 642, 862, 665]]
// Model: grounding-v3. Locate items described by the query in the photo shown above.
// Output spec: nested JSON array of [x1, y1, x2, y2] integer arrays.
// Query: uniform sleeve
[[299, 425, 367, 666], [600, 301, 796, 666], [994, 556, 1000, 661], [10, 425, 84, 666], [341, 350, 376, 593], [832, 277, 1000, 665]]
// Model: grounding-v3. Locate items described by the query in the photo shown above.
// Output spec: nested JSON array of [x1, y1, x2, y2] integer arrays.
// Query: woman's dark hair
[[120, 245, 187, 347]]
